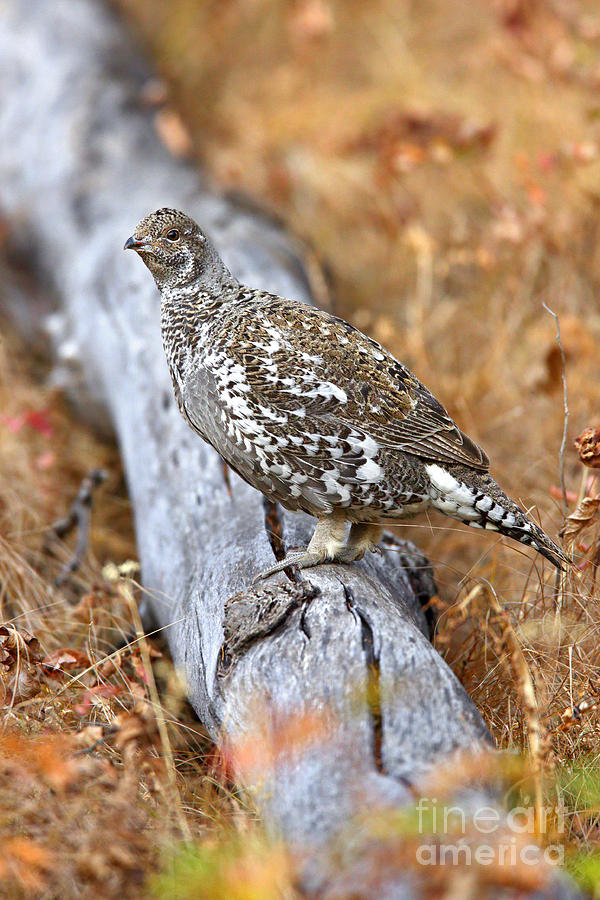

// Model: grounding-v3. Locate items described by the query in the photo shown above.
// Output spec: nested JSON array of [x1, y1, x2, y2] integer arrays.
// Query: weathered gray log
[[0, 2, 580, 897]]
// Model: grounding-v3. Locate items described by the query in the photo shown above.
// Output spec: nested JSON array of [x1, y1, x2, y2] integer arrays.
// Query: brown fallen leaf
[[0, 625, 42, 706], [42, 647, 91, 674], [561, 495, 600, 544], [574, 425, 600, 469], [522, 314, 598, 394]]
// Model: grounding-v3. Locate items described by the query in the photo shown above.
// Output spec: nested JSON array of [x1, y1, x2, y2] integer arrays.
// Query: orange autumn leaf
[[0, 837, 53, 891]]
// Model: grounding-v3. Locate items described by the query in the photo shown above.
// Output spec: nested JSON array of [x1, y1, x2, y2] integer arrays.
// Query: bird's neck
[[161, 267, 239, 314], [160, 276, 239, 372]]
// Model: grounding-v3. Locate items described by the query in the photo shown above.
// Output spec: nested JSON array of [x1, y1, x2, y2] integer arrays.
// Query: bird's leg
[[335, 523, 383, 563], [255, 514, 348, 581]]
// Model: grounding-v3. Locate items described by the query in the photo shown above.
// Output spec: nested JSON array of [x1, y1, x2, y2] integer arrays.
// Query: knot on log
[[219, 579, 320, 675]]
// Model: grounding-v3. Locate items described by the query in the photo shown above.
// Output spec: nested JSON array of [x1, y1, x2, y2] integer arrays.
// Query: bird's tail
[[425, 462, 571, 571]]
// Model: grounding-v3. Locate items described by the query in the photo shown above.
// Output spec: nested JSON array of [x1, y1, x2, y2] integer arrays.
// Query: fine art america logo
[[414, 798, 564, 867]]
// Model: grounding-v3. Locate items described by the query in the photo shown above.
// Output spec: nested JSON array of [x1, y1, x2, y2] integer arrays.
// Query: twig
[[45, 468, 107, 586], [542, 303, 569, 517]]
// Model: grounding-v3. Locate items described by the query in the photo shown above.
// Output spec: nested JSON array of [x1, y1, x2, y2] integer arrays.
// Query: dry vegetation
[[2, 0, 600, 896], [0, 330, 271, 899]]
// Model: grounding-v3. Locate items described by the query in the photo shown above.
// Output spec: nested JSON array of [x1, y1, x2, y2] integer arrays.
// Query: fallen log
[[0, 1, 580, 896]]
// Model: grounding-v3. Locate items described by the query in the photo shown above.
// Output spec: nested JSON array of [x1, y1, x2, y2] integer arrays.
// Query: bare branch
[[44, 468, 107, 587]]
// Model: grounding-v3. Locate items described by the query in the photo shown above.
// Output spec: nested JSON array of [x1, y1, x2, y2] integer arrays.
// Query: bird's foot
[[253, 517, 383, 582], [255, 514, 348, 582], [254, 538, 382, 581], [333, 540, 382, 564], [253, 549, 327, 583], [338, 523, 384, 564]]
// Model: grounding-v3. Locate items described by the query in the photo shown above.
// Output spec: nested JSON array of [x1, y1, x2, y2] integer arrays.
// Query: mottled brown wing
[[238, 299, 490, 473], [366, 376, 490, 471], [342, 328, 489, 471]]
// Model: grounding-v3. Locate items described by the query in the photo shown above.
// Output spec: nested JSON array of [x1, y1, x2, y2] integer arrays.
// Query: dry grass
[[0, 330, 266, 899], [3, 0, 600, 895]]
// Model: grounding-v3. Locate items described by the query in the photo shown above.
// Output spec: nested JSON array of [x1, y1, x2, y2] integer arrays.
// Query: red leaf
[[1, 409, 54, 437], [24, 409, 53, 437], [42, 649, 91, 673]]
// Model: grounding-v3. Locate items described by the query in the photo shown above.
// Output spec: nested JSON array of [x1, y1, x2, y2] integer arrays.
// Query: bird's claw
[[254, 538, 384, 582], [253, 550, 324, 583]]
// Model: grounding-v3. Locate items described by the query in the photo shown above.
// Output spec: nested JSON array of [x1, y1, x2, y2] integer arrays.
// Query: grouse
[[124, 208, 570, 577]]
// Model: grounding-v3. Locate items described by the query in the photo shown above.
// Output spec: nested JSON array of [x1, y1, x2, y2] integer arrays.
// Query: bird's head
[[124, 208, 223, 291]]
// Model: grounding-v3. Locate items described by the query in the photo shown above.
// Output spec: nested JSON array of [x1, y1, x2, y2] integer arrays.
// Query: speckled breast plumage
[[161, 288, 484, 523]]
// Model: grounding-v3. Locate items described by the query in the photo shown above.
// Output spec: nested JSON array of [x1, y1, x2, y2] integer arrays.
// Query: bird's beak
[[123, 235, 146, 252]]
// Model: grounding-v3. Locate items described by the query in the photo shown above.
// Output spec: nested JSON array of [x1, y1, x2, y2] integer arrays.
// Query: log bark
[[0, 2, 580, 897]]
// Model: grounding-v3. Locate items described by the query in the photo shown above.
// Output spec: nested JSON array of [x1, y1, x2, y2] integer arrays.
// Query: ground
[[1, 0, 600, 897]]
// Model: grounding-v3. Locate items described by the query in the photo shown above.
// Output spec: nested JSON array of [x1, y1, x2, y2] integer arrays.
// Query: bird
[[124, 208, 570, 579]]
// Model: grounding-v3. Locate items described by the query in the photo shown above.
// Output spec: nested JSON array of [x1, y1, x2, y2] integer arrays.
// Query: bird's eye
[[165, 228, 180, 242]]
